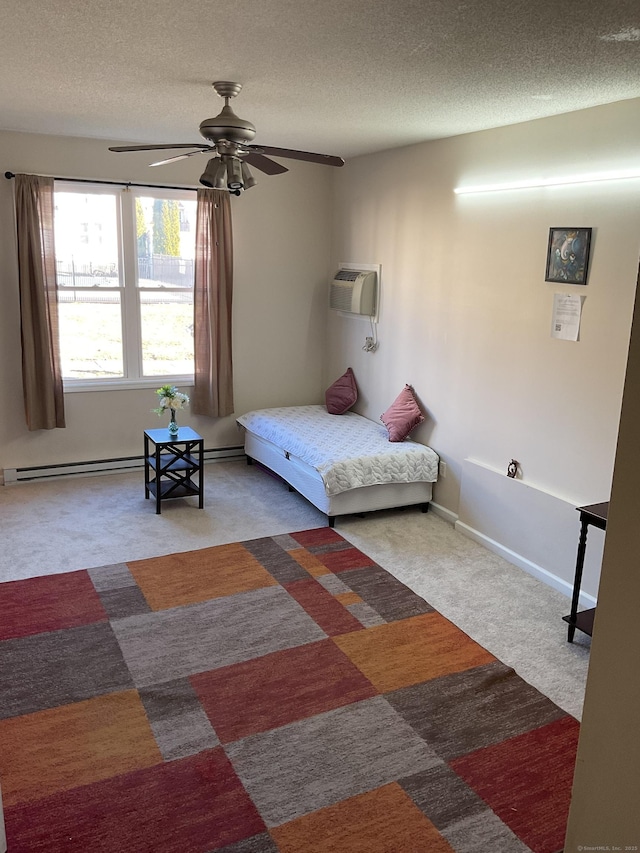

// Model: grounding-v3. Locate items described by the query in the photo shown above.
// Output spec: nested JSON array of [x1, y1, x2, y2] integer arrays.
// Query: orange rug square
[[0, 690, 161, 806], [289, 547, 332, 577], [271, 782, 454, 853], [127, 543, 278, 610], [333, 612, 495, 692]]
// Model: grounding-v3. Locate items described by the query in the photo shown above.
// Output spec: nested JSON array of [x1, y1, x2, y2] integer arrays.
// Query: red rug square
[[450, 715, 580, 853], [290, 528, 346, 547], [285, 577, 364, 635], [316, 547, 377, 574], [0, 570, 107, 640], [191, 639, 377, 742], [5, 747, 264, 853]]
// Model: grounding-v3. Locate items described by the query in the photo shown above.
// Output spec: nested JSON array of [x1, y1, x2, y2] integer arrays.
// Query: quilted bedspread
[[237, 405, 439, 496]]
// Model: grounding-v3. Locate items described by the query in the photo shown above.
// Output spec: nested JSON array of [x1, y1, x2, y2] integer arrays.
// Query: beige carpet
[[0, 459, 590, 719]]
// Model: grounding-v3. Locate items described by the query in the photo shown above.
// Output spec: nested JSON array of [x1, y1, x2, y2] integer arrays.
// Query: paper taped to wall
[[551, 293, 582, 341]]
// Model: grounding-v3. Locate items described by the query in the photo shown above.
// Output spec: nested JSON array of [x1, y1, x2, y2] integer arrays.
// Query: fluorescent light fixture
[[454, 167, 640, 194]]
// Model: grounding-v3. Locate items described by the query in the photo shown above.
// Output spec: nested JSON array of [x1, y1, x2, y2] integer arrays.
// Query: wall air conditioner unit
[[330, 269, 377, 315]]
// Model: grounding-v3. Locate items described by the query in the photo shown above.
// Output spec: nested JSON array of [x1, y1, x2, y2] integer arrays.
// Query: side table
[[562, 501, 608, 642], [144, 427, 204, 514]]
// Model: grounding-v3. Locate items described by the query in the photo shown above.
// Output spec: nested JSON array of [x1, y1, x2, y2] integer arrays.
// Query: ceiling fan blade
[[243, 152, 289, 175], [108, 143, 211, 153], [248, 145, 344, 167], [150, 150, 210, 167]]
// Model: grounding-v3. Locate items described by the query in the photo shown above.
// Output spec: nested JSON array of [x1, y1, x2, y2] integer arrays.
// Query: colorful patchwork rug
[[0, 528, 578, 853]]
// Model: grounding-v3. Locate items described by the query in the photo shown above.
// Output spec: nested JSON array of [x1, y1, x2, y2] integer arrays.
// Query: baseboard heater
[[2, 446, 245, 485]]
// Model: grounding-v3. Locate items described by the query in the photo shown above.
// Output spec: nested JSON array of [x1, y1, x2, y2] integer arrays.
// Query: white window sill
[[63, 376, 195, 393]]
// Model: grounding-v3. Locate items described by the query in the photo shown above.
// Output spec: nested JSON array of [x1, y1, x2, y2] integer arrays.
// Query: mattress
[[236, 405, 439, 496], [243, 431, 434, 520]]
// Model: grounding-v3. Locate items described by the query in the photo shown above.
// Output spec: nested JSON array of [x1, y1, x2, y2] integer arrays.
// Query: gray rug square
[[111, 585, 327, 687], [0, 622, 133, 719], [401, 764, 488, 829], [342, 565, 435, 621], [441, 810, 531, 853], [214, 834, 280, 853], [386, 660, 566, 760], [87, 562, 136, 591], [150, 708, 219, 761], [139, 677, 219, 760], [225, 694, 442, 827], [242, 537, 310, 584], [98, 585, 152, 619]]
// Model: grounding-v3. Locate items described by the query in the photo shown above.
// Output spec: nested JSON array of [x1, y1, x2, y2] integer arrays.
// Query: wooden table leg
[[568, 515, 589, 642]]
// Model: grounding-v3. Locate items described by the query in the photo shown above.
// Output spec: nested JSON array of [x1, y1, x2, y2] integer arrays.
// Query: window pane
[[140, 291, 194, 376], [135, 197, 196, 288], [137, 193, 196, 377], [58, 293, 124, 379], [54, 186, 197, 384], [54, 192, 120, 287], [54, 190, 124, 380]]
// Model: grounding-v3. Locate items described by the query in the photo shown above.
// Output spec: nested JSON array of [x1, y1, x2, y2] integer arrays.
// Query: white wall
[[0, 130, 333, 471], [3, 102, 640, 599], [565, 249, 640, 847], [330, 99, 640, 594]]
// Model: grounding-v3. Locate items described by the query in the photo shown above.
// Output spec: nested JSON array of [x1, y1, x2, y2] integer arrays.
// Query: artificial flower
[[152, 385, 190, 417]]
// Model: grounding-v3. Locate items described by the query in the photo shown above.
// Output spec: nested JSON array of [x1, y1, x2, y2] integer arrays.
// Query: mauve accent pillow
[[325, 368, 358, 414], [380, 384, 425, 441]]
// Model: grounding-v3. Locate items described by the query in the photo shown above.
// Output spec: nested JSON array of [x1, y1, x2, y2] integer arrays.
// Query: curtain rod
[[4, 171, 197, 192]]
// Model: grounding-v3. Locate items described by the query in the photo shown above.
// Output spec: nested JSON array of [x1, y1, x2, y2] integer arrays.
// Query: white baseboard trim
[[3, 447, 245, 485], [455, 519, 597, 608], [429, 502, 458, 525]]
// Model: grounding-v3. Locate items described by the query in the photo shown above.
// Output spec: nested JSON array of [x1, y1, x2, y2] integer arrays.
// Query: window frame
[[54, 181, 197, 392]]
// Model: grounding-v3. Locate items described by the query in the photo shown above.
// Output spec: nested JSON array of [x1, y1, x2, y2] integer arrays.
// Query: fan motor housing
[[199, 105, 256, 144]]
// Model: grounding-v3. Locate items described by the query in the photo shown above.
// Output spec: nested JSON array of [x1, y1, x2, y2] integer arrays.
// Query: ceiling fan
[[109, 81, 345, 194]]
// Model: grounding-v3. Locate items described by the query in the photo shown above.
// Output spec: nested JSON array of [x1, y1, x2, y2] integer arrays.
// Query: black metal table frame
[[563, 501, 608, 642], [144, 427, 204, 515]]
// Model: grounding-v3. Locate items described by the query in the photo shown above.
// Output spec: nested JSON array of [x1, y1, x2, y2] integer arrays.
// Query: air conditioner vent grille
[[334, 269, 361, 282], [330, 282, 355, 311]]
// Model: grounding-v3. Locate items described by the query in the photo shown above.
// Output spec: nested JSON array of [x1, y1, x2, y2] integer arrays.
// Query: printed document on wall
[[551, 293, 582, 341]]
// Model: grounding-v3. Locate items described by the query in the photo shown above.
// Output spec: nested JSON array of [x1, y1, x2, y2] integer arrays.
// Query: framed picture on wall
[[545, 227, 592, 285]]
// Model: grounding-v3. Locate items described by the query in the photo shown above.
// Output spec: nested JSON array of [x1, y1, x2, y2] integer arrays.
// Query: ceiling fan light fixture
[[226, 157, 244, 190], [241, 161, 257, 189], [213, 160, 228, 190], [109, 82, 344, 188], [199, 157, 221, 188]]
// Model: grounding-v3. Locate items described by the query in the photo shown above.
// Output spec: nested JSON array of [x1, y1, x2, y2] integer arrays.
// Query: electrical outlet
[[438, 461, 447, 478]]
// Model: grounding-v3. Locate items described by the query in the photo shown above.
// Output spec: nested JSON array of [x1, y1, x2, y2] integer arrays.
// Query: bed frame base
[[244, 431, 434, 527], [326, 501, 429, 528]]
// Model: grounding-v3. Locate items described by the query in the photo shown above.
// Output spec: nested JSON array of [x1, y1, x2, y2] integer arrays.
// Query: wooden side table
[[144, 427, 204, 514], [562, 501, 608, 642]]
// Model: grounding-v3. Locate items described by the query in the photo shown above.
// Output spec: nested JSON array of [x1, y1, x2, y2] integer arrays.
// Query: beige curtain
[[192, 188, 234, 417], [15, 174, 65, 430]]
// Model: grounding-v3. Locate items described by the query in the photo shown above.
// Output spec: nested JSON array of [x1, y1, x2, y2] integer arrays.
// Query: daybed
[[236, 404, 439, 527]]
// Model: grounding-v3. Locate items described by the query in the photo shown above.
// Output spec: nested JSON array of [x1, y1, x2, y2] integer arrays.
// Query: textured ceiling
[[1, 0, 639, 160]]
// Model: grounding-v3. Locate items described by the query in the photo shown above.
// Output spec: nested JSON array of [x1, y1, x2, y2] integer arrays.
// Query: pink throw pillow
[[380, 384, 425, 441], [325, 368, 358, 415]]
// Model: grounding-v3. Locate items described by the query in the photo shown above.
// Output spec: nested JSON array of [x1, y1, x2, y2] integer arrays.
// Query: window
[[53, 183, 197, 387]]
